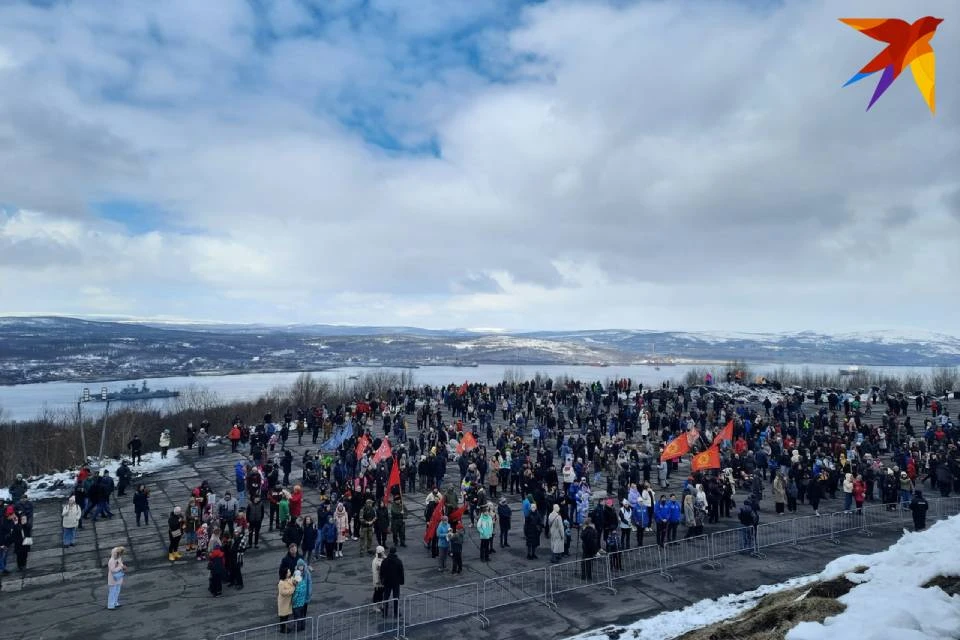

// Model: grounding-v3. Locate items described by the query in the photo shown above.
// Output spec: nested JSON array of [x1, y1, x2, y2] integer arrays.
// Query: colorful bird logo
[[840, 17, 943, 114]]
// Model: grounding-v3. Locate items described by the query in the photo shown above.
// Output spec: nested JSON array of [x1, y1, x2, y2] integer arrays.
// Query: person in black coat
[[909, 490, 929, 531], [279, 543, 302, 580], [207, 544, 226, 596], [12, 515, 32, 573], [523, 504, 543, 560], [496, 498, 512, 547], [580, 518, 600, 580], [379, 547, 404, 619]]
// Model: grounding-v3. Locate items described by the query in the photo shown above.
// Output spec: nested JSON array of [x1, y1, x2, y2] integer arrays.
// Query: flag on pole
[[372, 438, 393, 464], [423, 496, 446, 545], [384, 461, 401, 505], [660, 434, 690, 462], [458, 382, 468, 396], [712, 420, 734, 447], [686, 428, 701, 446], [691, 446, 722, 472], [456, 432, 478, 455], [355, 434, 370, 460]]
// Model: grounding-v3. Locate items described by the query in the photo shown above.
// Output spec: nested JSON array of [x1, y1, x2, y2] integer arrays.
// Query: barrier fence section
[[660, 534, 712, 581], [480, 567, 549, 624], [547, 555, 615, 604], [862, 503, 903, 531], [315, 602, 398, 640], [756, 518, 797, 551], [400, 583, 481, 638], [793, 513, 833, 545], [939, 496, 960, 520], [216, 617, 314, 640], [708, 525, 760, 567], [607, 544, 662, 583], [831, 509, 870, 540]]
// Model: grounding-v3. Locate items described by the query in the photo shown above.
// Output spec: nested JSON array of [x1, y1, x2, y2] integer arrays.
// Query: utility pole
[[77, 398, 88, 461], [98, 385, 110, 459]]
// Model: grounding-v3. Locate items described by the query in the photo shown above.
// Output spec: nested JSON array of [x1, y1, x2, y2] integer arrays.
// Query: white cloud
[[0, 0, 957, 332]]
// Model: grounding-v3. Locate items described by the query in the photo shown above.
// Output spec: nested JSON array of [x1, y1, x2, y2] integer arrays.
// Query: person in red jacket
[[852, 475, 866, 515], [228, 425, 242, 452], [289, 486, 303, 520]]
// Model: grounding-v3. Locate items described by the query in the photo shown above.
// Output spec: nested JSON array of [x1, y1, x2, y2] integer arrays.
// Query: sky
[[0, 0, 958, 334]]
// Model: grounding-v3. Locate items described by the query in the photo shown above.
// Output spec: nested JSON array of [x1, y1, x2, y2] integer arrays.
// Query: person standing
[[207, 544, 226, 597], [547, 504, 565, 564], [127, 436, 143, 466], [524, 503, 543, 560], [292, 559, 312, 631], [450, 523, 464, 574], [379, 547, 404, 619], [196, 428, 209, 457], [133, 485, 150, 527], [371, 546, 386, 612], [159, 429, 171, 459], [12, 514, 31, 573], [654, 495, 670, 548], [167, 506, 184, 561], [477, 506, 495, 562], [497, 497, 512, 547], [106, 546, 126, 610], [390, 495, 406, 547], [910, 490, 929, 531], [61, 496, 82, 547], [246, 495, 265, 549], [277, 568, 296, 632], [580, 517, 600, 580]]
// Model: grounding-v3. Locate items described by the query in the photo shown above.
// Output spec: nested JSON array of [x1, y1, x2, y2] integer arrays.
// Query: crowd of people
[[3, 375, 957, 630]]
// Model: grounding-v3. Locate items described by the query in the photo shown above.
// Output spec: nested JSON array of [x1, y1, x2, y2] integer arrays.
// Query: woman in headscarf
[[106, 546, 126, 610], [334, 502, 350, 558], [61, 495, 82, 547], [547, 504, 565, 563], [371, 546, 386, 612]]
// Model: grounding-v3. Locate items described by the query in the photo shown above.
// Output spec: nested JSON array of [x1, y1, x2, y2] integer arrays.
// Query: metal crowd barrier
[[400, 583, 481, 638], [607, 543, 662, 582], [546, 555, 615, 604], [216, 617, 314, 640], [479, 566, 550, 625], [315, 602, 398, 640], [217, 498, 960, 640], [707, 525, 761, 567], [660, 534, 712, 581]]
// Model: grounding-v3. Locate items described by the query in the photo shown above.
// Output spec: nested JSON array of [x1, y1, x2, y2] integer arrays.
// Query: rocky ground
[[0, 400, 941, 640]]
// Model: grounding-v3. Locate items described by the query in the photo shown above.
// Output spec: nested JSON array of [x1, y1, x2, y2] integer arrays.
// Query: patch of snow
[[0, 450, 181, 502], [268, 349, 295, 357], [568, 515, 960, 640]]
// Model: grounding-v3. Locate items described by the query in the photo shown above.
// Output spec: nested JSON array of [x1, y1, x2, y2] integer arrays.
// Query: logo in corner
[[840, 17, 943, 114]]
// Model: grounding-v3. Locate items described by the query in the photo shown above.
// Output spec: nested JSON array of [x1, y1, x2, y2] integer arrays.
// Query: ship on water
[[83, 380, 180, 402]]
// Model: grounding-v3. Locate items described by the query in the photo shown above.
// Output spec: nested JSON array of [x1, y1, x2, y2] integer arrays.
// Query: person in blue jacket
[[320, 516, 338, 560], [654, 496, 671, 547], [235, 462, 247, 509], [666, 494, 682, 542]]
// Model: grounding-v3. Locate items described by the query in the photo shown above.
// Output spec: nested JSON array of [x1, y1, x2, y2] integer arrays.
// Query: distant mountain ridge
[[0, 316, 957, 385]]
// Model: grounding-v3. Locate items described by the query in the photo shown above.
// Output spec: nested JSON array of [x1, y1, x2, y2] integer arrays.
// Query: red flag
[[384, 462, 401, 506], [458, 382, 468, 396], [448, 503, 467, 523], [691, 446, 722, 472], [456, 432, 478, 455], [372, 438, 393, 464], [423, 495, 446, 544], [712, 421, 734, 448], [660, 435, 690, 462], [355, 434, 370, 460]]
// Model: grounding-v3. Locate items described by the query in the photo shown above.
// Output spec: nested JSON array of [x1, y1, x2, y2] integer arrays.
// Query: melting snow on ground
[[0, 449, 181, 501], [567, 515, 960, 640]]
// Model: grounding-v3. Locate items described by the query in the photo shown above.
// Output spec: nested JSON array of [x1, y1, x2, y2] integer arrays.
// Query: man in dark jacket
[[127, 436, 143, 466], [278, 543, 302, 580], [496, 497, 512, 547], [909, 490, 929, 531], [116, 462, 133, 497], [246, 496, 265, 548], [379, 547, 404, 619], [580, 517, 600, 580]]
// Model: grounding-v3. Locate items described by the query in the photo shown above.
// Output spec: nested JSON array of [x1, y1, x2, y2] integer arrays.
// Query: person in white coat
[[61, 496, 82, 547], [159, 429, 172, 459], [547, 504, 565, 564]]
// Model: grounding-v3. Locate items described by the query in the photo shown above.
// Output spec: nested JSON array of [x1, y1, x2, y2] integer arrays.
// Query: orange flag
[[660, 435, 690, 462], [691, 446, 722, 472], [372, 437, 393, 464], [384, 461, 401, 505], [456, 432, 478, 455], [355, 434, 370, 460], [448, 503, 467, 523], [712, 421, 734, 448], [458, 382, 468, 396]]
